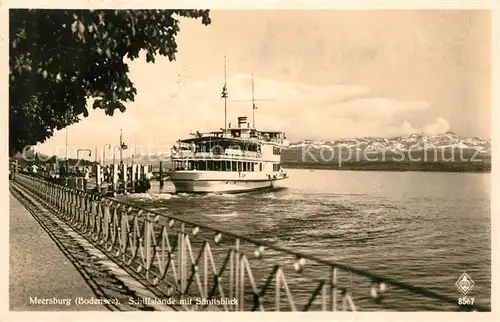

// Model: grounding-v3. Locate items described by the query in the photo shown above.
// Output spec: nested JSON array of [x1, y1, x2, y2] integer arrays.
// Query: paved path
[[9, 193, 108, 311]]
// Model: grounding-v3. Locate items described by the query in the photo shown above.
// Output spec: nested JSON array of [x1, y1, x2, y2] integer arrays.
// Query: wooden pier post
[[123, 164, 128, 195], [131, 164, 137, 192], [96, 164, 102, 192], [159, 161, 164, 188], [112, 164, 118, 193]]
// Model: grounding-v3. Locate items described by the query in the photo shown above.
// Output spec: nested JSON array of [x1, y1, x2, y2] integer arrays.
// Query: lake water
[[119, 169, 491, 310]]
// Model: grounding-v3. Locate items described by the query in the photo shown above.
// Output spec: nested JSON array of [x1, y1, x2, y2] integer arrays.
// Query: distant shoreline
[[281, 161, 491, 173]]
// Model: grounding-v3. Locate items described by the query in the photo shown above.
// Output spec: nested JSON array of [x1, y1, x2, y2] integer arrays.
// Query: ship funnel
[[238, 116, 248, 128]]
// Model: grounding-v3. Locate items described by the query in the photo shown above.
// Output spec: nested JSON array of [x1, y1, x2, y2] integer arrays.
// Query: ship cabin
[[171, 116, 289, 173]]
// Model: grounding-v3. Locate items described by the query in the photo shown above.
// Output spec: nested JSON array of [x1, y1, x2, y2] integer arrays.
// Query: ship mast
[[251, 74, 257, 129], [221, 56, 229, 135], [119, 128, 123, 164], [232, 75, 274, 130]]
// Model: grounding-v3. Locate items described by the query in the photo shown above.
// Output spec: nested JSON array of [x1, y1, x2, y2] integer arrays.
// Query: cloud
[[423, 117, 451, 134], [36, 73, 451, 157]]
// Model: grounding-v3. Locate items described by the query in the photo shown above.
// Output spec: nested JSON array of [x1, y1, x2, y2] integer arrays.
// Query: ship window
[[273, 147, 281, 155], [259, 163, 262, 171], [243, 162, 247, 172], [212, 145, 224, 155], [232, 161, 237, 171]]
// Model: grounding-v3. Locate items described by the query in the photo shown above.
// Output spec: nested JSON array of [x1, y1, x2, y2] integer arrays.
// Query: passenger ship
[[167, 61, 289, 193]]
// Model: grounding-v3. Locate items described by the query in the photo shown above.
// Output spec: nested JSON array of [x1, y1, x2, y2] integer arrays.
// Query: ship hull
[[167, 171, 288, 193]]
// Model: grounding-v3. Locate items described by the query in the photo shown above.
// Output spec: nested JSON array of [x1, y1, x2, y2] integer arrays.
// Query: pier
[[15, 161, 155, 196], [9, 172, 489, 311]]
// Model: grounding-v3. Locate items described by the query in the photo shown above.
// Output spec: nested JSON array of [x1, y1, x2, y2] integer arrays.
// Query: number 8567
[[458, 297, 475, 305]]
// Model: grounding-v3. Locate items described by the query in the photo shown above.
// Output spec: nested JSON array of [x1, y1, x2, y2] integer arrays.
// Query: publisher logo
[[455, 272, 474, 295]]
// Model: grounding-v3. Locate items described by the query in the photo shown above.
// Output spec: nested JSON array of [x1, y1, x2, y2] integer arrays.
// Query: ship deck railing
[[172, 151, 264, 160], [181, 134, 288, 146]]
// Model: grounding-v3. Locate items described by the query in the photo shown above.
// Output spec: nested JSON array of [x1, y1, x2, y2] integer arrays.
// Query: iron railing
[[12, 173, 489, 312]]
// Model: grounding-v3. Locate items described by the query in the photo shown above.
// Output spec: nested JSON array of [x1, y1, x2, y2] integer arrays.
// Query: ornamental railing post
[[145, 212, 152, 279], [178, 223, 185, 294], [121, 206, 128, 260], [234, 238, 240, 311], [331, 267, 337, 311]]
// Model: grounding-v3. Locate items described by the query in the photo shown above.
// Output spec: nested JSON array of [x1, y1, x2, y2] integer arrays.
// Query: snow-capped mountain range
[[288, 131, 491, 155], [121, 131, 490, 166]]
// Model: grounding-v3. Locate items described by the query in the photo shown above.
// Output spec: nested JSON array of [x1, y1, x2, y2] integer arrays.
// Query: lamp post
[[103, 144, 111, 165], [64, 109, 72, 175], [65, 127, 69, 171], [77, 149, 92, 160], [120, 129, 123, 164], [76, 149, 91, 173], [119, 129, 128, 165], [76, 149, 92, 190], [113, 146, 120, 165], [133, 134, 137, 165]]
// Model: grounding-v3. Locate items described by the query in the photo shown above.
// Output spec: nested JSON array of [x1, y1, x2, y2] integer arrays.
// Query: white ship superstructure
[[168, 117, 289, 193]]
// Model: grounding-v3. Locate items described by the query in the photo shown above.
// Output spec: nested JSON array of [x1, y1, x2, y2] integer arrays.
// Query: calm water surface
[[119, 169, 491, 309]]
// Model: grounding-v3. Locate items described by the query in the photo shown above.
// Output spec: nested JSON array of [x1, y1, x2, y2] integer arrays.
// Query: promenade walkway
[[9, 193, 107, 311]]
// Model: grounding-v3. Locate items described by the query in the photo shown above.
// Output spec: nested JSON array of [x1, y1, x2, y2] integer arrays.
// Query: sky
[[35, 10, 491, 159]]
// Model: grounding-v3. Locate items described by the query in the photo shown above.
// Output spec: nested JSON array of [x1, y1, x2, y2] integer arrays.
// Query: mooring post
[[131, 163, 137, 192], [159, 161, 164, 188], [96, 164, 102, 192], [123, 164, 128, 195], [112, 164, 118, 193]]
